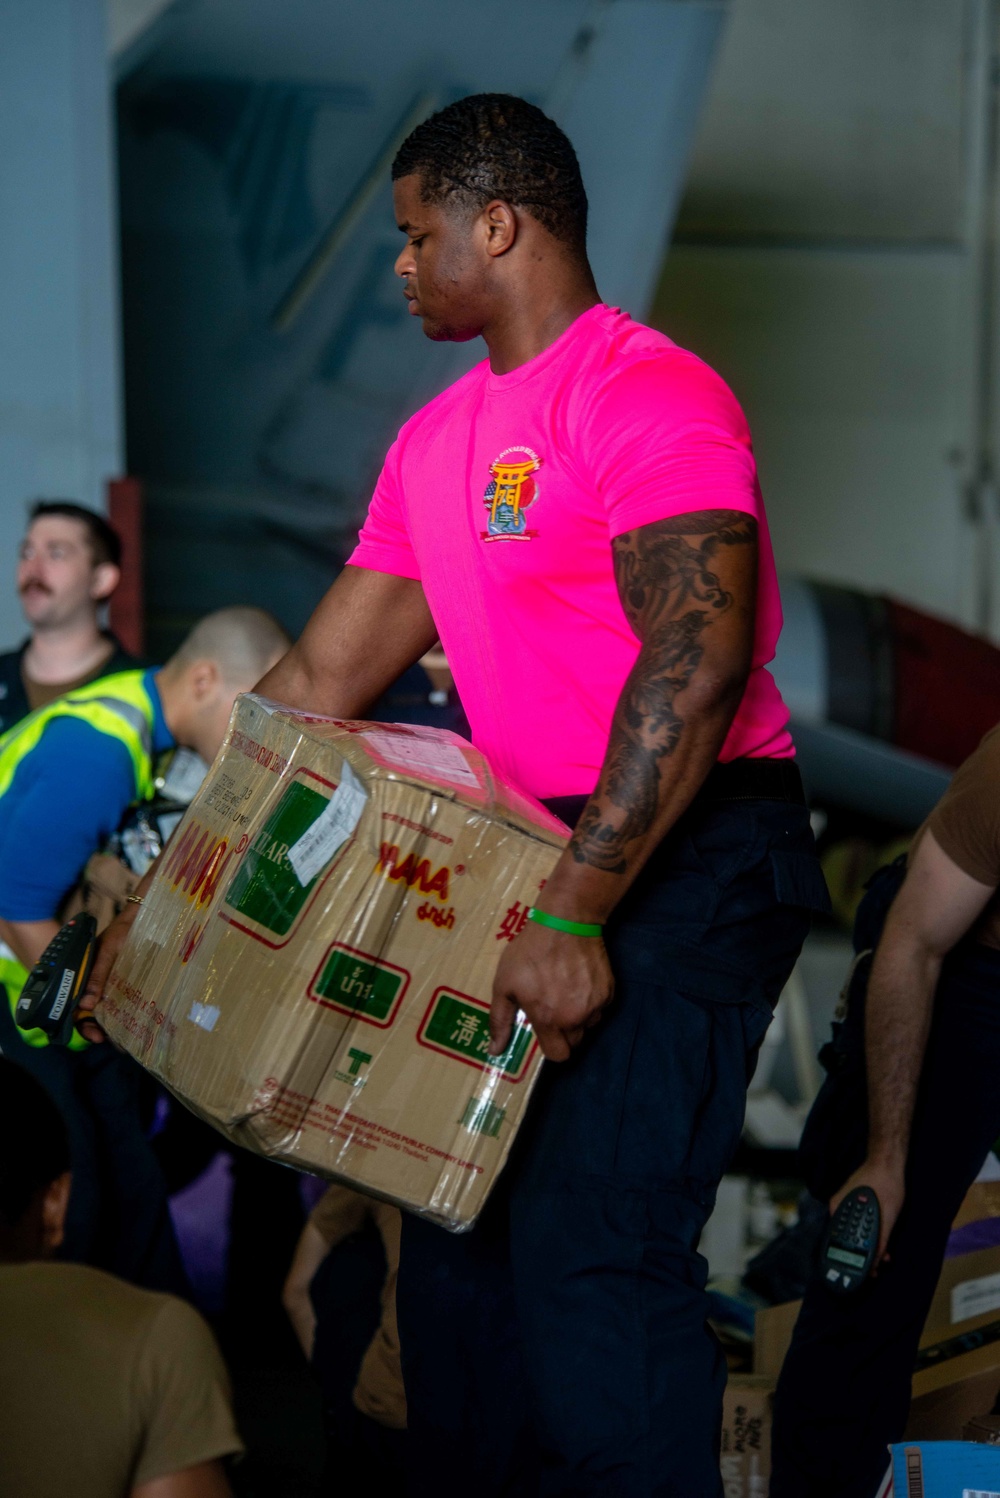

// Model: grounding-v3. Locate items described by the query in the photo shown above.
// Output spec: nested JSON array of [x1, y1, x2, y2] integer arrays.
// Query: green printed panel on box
[[225, 781, 328, 935], [459, 1096, 507, 1137], [314, 950, 404, 1022], [424, 991, 532, 1078]]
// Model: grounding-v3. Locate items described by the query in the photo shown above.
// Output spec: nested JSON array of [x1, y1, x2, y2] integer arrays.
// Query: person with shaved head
[[0, 605, 290, 1287]]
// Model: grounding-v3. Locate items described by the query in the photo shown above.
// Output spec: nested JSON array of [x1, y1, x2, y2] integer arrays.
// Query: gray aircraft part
[[115, 0, 728, 650], [772, 577, 952, 825]]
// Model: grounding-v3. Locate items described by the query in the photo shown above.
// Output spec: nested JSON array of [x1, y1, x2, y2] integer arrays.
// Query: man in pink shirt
[[90, 93, 828, 1497]]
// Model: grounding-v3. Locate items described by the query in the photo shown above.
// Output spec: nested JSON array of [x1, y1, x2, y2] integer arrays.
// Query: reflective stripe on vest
[[0, 670, 157, 1049], [0, 670, 156, 804]]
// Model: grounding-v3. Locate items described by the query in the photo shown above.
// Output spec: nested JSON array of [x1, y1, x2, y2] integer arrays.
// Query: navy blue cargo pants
[[770, 938, 1000, 1498], [397, 769, 828, 1497]]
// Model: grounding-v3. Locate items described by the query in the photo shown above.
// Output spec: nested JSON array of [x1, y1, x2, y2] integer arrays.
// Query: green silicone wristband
[[527, 907, 604, 938]]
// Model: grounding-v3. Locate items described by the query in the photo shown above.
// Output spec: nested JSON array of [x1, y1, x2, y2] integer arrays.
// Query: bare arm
[[282, 1221, 331, 1360], [552, 509, 756, 913], [133, 1460, 232, 1498], [0, 917, 58, 969], [491, 509, 757, 1060], [832, 829, 995, 1260], [81, 565, 435, 1032], [254, 564, 438, 716]]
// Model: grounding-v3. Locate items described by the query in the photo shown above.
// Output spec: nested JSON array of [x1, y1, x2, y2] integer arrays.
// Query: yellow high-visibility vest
[[0, 670, 158, 1048]]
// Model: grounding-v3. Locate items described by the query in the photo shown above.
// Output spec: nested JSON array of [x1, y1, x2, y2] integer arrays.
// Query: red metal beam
[[107, 477, 144, 657]]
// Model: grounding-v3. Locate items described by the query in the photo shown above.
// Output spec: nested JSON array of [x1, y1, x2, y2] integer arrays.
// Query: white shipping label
[[288, 760, 368, 886], [363, 730, 480, 789], [160, 746, 209, 803], [951, 1268, 1000, 1324]]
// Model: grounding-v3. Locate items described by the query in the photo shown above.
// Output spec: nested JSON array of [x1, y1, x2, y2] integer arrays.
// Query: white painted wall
[[652, 0, 1000, 638], [0, 0, 122, 646]]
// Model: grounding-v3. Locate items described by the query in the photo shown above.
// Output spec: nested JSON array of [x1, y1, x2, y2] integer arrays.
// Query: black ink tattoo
[[570, 509, 756, 874]]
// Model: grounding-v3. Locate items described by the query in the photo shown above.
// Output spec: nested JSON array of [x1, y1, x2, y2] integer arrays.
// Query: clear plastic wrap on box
[[97, 695, 567, 1231]]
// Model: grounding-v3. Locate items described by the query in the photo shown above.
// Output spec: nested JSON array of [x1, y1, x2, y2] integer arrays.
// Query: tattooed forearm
[[572, 612, 705, 871], [570, 510, 756, 874]]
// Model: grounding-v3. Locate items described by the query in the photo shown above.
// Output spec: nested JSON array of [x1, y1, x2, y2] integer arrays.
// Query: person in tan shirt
[[773, 724, 1000, 1497], [283, 1185, 406, 1485], [0, 1058, 243, 1498], [917, 722, 1000, 947]]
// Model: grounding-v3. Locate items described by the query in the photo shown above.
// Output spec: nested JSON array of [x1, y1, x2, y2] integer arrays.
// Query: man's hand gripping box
[[97, 696, 567, 1230]]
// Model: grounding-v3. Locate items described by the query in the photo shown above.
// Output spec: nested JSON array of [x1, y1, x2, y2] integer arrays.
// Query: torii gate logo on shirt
[[481, 446, 541, 541]]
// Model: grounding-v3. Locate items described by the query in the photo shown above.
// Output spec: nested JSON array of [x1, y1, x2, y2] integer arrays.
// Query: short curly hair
[[392, 94, 588, 252]]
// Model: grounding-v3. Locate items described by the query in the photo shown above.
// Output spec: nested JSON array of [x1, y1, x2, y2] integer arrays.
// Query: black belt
[[544, 758, 805, 830], [700, 756, 805, 805]]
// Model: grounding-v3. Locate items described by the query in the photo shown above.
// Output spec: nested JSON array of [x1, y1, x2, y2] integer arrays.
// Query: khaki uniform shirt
[[310, 1186, 406, 1429], [23, 659, 113, 713], [919, 723, 1000, 948], [0, 1262, 243, 1497]]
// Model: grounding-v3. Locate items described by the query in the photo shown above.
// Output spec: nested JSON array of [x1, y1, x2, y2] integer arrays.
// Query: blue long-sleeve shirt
[[0, 670, 172, 921]]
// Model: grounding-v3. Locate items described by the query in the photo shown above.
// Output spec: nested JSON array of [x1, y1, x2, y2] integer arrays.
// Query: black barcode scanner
[[15, 913, 98, 1047], [820, 1186, 881, 1294]]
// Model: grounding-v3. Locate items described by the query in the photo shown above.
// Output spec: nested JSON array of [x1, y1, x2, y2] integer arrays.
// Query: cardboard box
[[754, 1246, 1000, 1440], [886, 1439, 1000, 1495], [720, 1376, 772, 1497], [98, 696, 568, 1231], [757, 1299, 1000, 1441], [753, 1297, 801, 1381], [924, 1245, 1000, 1339], [909, 1353, 1000, 1441], [954, 1180, 1000, 1230], [755, 1247, 1000, 1373], [963, 1409, 1000, 1443]]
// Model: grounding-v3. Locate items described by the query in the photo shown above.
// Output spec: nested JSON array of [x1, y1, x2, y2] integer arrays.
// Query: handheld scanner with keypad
[[820, 1186, 881, 1294], [14, 913, 98, 1047]]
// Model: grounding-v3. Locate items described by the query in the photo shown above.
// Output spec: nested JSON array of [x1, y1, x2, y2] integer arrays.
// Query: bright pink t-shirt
[[350, 304, 794, 800]]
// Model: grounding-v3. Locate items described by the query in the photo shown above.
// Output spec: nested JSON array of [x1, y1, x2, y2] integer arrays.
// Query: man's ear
[[90, 562, 121, 604], [483, 200, 518, 257], [40, 1172, 71, 1256], [188, 658, 222, 702]]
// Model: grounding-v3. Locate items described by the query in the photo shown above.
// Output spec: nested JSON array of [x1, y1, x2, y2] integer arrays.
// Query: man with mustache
[[0, 500, 140, 735]]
